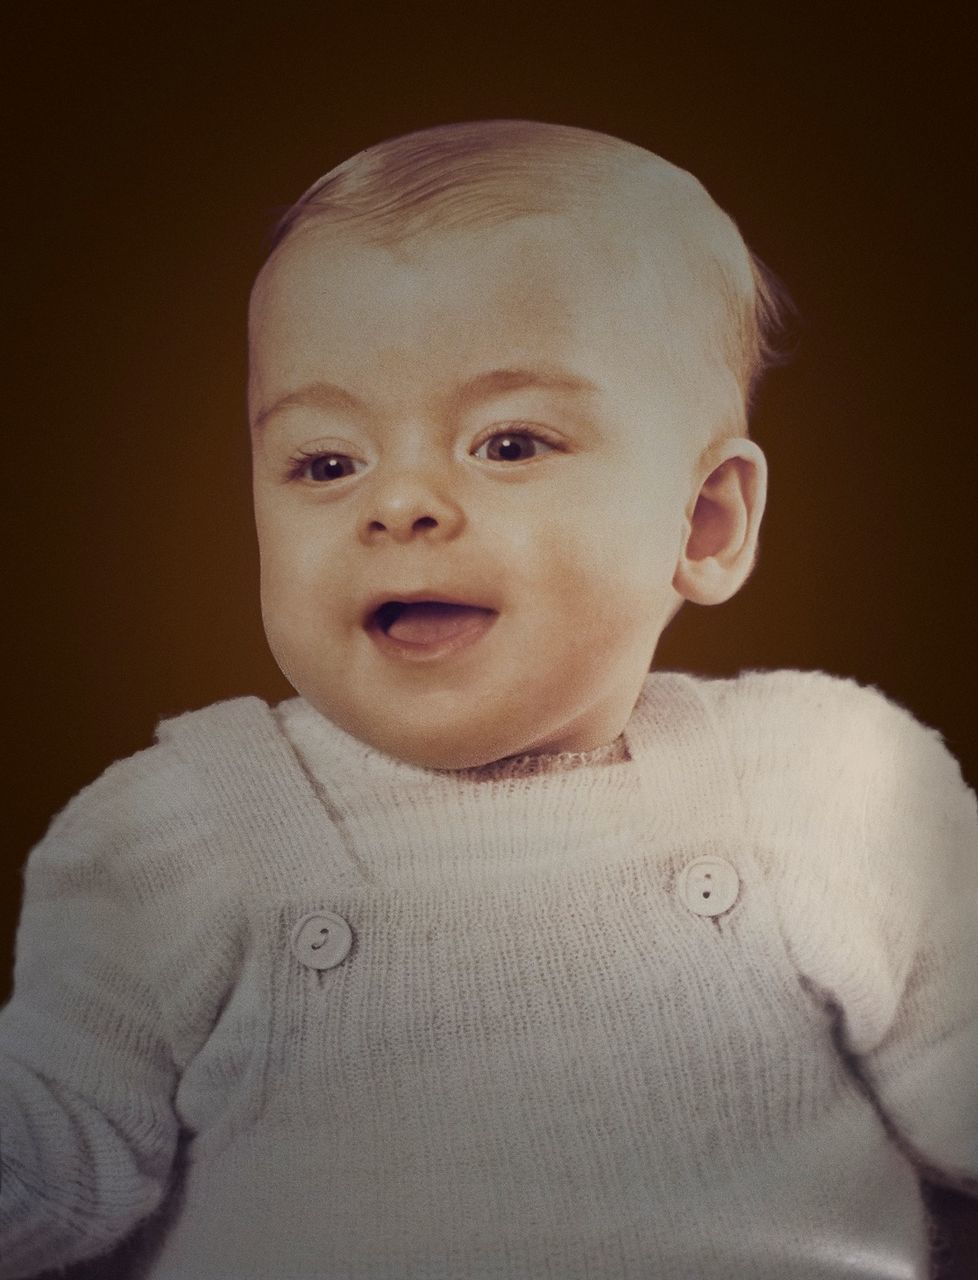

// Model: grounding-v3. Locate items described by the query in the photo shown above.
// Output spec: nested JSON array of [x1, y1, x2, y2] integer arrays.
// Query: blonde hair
[[265, 120, 792, 423]]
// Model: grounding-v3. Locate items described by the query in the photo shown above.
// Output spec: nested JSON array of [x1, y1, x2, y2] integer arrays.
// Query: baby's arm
[[846, 713, 978, 1199], [716, 670, 978, 1279], [0, 754, 181, 1278], [714, 671, 978, 1196]]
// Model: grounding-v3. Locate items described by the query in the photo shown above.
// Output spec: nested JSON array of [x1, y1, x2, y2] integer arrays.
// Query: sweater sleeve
[[709, 671, 978, 1197], [0, 748, 182, 1278], [850, 709, 978, 1196]]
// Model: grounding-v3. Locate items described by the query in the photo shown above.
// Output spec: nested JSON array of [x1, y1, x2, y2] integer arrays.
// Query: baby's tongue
[[386, 602, 489, 644]]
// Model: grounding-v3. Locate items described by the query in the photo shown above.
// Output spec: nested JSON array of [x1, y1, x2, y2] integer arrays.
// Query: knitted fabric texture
[[1, 670, 975, 1279]]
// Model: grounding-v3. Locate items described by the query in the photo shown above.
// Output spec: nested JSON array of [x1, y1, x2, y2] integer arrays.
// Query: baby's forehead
[[256, 185, 735, 339], [250, 209, 742, 454]]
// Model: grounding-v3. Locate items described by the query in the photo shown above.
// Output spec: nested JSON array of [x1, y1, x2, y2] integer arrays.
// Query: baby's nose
[[357, 469, 466, 544]]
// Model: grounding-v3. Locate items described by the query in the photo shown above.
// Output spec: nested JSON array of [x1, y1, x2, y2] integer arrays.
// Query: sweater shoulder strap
[[624, 672, 748, 847], [153, 696, 368, 891]]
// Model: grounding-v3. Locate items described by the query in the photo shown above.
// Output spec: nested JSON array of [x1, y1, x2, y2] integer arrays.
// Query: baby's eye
[[290, 452, 363, 483], [472, 431, 556, 463]]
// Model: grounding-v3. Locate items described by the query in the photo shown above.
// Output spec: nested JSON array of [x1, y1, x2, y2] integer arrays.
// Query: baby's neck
[[448, 734, 631, 781]]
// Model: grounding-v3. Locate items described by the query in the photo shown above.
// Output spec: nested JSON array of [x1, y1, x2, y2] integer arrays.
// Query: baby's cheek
[[541, 519, 670, 604], [525, 543, 661, 679]]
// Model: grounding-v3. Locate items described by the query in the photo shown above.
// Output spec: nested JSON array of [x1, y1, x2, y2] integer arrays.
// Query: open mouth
[[369, 600, 498, 649]]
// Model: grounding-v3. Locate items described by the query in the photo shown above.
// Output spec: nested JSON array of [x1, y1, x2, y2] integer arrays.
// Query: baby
[[1, 120, 976, 1279]]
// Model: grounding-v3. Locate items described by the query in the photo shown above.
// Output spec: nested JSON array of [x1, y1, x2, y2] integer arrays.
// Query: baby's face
[[249, 213, 717, 768]]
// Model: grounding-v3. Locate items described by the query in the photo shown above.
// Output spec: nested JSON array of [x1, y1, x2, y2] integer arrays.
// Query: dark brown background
[[3, 3, 975, 1271]]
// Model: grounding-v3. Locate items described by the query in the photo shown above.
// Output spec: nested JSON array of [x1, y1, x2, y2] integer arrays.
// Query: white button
[[290, 910, 354, 970], [679, 857, 740, 917]]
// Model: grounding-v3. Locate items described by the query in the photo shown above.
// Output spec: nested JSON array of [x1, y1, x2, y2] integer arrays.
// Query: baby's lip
[[362, 593, 500, 656], [361, 590, 498, 633]]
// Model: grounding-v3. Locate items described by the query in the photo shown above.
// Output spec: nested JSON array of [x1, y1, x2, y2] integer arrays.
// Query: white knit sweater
[[1, 670, 976, 1279]]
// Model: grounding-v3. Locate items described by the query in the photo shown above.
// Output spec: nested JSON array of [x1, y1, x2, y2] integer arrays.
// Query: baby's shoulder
[[690, 667, 971, 826], [701, 665, 909, 717], [38, 695, 276, 875], [699, 667, 944, 755]]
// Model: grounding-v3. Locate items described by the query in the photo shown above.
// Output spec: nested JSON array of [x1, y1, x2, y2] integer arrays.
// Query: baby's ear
[[673, 438, 767, 606]]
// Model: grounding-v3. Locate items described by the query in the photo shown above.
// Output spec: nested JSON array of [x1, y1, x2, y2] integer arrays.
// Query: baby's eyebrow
[[456, 367, 600, 403], [252, 382, 360, 435], [252, 366, 599, 435]]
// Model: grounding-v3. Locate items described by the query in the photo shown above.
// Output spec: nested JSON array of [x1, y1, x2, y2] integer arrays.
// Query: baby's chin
[[305, 696, 563, 772], [356, 718, 534, 772]]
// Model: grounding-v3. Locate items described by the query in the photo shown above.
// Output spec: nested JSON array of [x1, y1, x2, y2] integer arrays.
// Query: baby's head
[[248, 121, 786, 768]]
